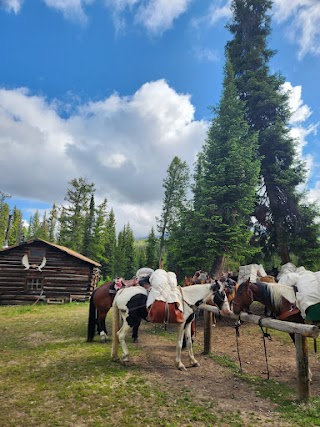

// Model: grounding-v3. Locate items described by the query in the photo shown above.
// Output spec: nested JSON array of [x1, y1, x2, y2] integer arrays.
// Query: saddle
[[147, 300, 185, 324]]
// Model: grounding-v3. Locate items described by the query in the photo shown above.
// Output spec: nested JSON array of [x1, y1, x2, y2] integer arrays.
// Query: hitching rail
[[198, 303, 319, 402]]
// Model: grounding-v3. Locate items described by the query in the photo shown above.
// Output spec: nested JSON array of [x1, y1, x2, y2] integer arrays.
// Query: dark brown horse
[[232, 279, 304, 341], [87, 277, 140, 343]]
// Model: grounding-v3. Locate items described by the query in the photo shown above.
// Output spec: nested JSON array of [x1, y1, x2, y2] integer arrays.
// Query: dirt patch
[[123, 305, 320, 426]]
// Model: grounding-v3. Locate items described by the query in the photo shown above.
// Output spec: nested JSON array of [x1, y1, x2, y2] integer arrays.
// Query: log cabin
[[0, 238, 101, 305]]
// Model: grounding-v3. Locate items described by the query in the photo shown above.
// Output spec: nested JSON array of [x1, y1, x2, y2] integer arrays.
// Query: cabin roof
[[0, 238, 101, 267]]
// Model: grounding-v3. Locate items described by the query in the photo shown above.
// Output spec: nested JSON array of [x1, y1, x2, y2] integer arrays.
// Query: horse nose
[[221, 306, 231, 316], [232, 304, 240, 315]]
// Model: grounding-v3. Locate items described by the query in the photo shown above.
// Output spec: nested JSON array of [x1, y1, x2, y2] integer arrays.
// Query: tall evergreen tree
[[102, 209, 117, 279], [90, 198, 108, 263], [145, 227, 158, 269], [197, 55, 260, 276], [115, 227, 126, 278], [157, 156, 190, 264], [27, 210, 41, 240], [58, 177, 95, 253], [82, 194, 96, 258], [0, 192, 10, 247], [8, 206, 23, 245], [39, 211, 49, 240], [226, 0, 320, 266], [124, 223, 136, 278], [48, 203, 58, 242]]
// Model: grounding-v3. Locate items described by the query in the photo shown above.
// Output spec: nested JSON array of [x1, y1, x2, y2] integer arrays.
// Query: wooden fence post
[[295, 333, 310, 401], [203, 310, 212, 354]]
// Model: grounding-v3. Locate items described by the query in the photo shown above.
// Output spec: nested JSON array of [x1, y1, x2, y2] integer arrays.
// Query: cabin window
[[29, 248, 46, 259], [26, 278, 43, 291]]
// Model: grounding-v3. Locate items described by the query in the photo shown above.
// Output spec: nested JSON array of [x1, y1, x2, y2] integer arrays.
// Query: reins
[[234, 314, 272, 379], [258, 317, 272, 380]]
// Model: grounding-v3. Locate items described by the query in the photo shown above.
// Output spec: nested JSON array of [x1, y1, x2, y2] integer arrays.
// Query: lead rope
[[258, 317, 272, 380], [234, 316, 243, 374]]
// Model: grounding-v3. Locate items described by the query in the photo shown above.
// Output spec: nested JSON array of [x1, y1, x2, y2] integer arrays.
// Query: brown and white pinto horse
[[232, 279, 304, 341], [87, 277, 141, 343], [111, 280, 231, 370]]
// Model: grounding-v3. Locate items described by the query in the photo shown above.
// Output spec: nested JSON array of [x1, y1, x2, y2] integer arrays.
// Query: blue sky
[[0, 0, 319, 238]]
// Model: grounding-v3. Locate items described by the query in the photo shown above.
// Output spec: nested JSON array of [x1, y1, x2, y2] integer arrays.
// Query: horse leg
[[117, 321, 132, 362], [97, 310, 108, 342], [111, 303, 121, 360], [184, 321, 199, 368], [175, 323, 187, 371], [132, 321, 140, 342]]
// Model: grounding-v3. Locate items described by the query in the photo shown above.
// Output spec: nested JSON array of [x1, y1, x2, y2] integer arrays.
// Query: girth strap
[[277, 306, 300, 321]]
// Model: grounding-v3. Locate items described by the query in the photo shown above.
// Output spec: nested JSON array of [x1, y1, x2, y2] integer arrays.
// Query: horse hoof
[[132, 337, 139, 343], [177, 364, 187, 371], [122, 356, 129, 363], [192, 362, 200, 368]]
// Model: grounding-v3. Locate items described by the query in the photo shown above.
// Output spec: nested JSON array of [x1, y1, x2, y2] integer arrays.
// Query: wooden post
[[295, 333, 310, 401], [203, 310, 212, 354]]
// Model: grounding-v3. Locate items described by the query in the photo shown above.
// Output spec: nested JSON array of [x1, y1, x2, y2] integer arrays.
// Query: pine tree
[[8, 206, 23, 245], [124, 223, 136, 278], [157, 156, 190, 264], [226, 0, 320, 265], [38, 211, 49, 240], [145, 227, 158, 269], [197, 55, 260, 276], [102, 209, 117, 279], [58, 177, 95, 253], [0, 192, 10, 247], [82, 194, 96, 258], [48, 203, 58, 242], [90, 198, 108, 263]]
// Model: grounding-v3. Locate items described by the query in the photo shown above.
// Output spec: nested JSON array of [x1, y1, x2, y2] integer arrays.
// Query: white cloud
[[135, 0, 191, 34], [102, 0, 191, 34], [194, 47, 220, 62], [0, 81, 208, 237], [308, 182, 320, 205], [43, 0, 94, 23], [273, 0, 320, 58], [0, 0, 22, 13], [282, 81, 319, 192]]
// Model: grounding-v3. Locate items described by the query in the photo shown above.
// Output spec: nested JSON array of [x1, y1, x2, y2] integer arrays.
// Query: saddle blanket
[[147, 300, 185, 323], [147, 269, 183, 312]]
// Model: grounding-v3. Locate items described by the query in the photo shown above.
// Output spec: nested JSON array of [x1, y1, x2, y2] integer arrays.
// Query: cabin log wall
[[0, 240, 100, 305]]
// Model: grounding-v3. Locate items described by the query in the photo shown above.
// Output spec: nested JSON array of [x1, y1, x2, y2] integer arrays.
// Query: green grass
[[1, 303, 319, 427], [209, 353, 320, 426]]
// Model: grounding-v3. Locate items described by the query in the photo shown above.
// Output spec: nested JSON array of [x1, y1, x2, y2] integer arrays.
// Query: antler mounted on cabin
[[22, 254, 47, 271]]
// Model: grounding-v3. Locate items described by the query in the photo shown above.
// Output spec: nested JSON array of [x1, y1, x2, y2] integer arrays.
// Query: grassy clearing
[[0, 303, 319, 427]]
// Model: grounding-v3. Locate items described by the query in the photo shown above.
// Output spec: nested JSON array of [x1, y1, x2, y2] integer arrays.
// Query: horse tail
[[111, 298, 120, 360], [87, 290, 97, 342]]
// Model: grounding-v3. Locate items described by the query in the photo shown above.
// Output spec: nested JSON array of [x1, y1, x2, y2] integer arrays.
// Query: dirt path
[[123, 306, 320, 426]]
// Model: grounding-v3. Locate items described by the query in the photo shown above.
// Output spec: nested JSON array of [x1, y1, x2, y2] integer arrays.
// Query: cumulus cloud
[[0, 0, 22, 13], [0, 81, 208, 237], [135, 0, 191, 34], [282, 81, 319, 189], [202, 0, 320, 58], [273, 0, 320, 58], [43, 0, 94, 23]]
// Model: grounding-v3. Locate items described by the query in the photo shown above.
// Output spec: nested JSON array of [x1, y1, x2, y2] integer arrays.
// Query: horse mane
[[264, 282, 296, 310]]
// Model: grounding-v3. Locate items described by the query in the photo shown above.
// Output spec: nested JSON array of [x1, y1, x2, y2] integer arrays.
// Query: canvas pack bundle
[[147, 300, 185, 324]]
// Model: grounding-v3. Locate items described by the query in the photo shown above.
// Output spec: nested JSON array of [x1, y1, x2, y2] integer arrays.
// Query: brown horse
[[232, 279, 304, 341], [87, 277, 140, 343], [183, 271, 211, 286]]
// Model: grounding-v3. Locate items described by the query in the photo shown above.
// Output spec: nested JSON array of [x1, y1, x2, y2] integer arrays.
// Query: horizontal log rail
[[199, 303, 320, 338], [198, 303, 320, 402]]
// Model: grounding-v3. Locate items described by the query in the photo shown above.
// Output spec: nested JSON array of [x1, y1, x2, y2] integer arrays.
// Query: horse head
[[210, 280, 231, 315], [232, 280, 254, 315]]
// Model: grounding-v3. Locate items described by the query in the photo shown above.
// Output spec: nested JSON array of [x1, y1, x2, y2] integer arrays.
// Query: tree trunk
[[211, 255, 226, 278]]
